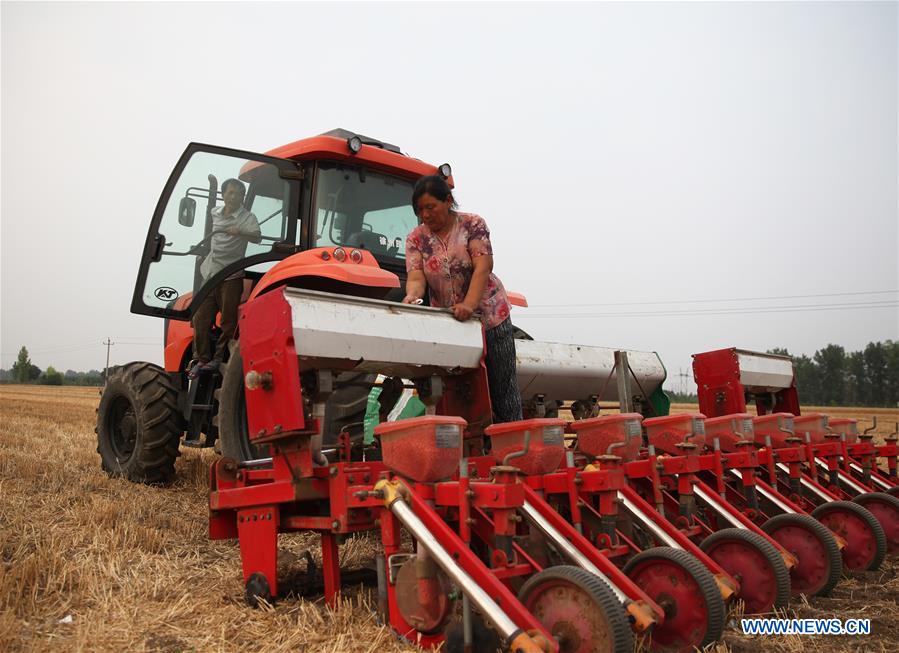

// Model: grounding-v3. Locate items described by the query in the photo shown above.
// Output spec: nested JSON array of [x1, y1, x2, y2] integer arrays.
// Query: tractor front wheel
[[217, 343, 376, 462], [96, 362, 183, 484]]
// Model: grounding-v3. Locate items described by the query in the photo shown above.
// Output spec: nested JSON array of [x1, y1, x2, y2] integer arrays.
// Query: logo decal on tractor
[[154, 286, 179, 301]]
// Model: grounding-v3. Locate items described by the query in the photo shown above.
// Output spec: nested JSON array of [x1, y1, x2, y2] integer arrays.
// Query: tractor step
[[182, 438, 213, 448]]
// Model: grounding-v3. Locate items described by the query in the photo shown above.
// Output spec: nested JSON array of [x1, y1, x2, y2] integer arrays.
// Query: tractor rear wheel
[[761, 513, 841, 597], [699, 528, 791, 614], [622, 546, 725, 652], [96, 362, 182, 484], [517, 565, 634, 653], [811, 501, 886, 571], [217, 343, 375, 462]]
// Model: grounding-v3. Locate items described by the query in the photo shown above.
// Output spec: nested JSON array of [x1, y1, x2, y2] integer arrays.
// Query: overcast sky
[[2, 1, 897, 393]]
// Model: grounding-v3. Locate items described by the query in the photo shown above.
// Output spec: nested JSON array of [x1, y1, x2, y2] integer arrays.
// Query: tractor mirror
[[178, 197, 196, 227]]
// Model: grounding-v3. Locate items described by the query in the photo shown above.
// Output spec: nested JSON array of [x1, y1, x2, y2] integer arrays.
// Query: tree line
[[4, 341, 898, 405], [0, 346, 104, 386], [769, 341, 899, 408]]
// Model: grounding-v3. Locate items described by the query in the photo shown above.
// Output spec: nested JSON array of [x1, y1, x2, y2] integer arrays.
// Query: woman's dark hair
[[412, 175, 458, 213]]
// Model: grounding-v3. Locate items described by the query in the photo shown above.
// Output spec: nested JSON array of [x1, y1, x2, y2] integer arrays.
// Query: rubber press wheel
[[886, 485, 899, 499], [761, 513, 841, 597], [811, 501, 886, 571], [517, 566, 634, 653], [852, 492, 899, 554], [700, 528, 791, 614], [622, 547, 725, 652]]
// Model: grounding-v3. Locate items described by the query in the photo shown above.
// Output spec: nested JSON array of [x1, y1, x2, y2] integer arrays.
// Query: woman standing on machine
[[402, 175, 522, 423]]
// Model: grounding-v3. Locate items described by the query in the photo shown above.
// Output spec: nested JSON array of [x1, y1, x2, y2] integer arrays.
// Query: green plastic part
[[648, 352, 671, 417], [362, 387, 427, 444]]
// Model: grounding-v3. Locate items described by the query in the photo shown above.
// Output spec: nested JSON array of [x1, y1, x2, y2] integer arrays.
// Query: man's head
[[221, 178, 246, 215]]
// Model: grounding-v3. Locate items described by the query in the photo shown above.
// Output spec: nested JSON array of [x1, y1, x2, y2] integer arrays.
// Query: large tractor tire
[[217, 343, 374, 462], [96, 362, 183, 484]]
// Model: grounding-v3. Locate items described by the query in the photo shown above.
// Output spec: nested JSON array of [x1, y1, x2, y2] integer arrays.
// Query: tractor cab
[[132, 130, 435, 325]]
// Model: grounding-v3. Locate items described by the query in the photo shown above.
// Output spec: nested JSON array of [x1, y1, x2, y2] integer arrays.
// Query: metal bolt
[[330, 467, 339, 477], [331, 520, 340, 530]]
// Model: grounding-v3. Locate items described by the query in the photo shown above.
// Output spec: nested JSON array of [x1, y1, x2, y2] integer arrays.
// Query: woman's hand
[[402, 294, 423, 304], [451, 302, 476, 321]]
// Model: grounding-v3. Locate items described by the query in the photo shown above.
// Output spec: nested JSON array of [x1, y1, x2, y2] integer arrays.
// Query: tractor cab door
[[131, 143, 303, 321]]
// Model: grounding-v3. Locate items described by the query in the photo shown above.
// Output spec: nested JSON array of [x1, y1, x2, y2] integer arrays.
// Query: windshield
[[138, 148, 296, 315], [312, 162, 418, 263]]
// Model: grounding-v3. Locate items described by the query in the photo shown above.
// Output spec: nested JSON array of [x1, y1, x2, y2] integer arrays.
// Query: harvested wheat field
[[1, 385, 897, 652]]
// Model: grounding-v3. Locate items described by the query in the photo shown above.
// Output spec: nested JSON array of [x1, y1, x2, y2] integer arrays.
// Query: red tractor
[[99, 130, 657, 482], [96, 130, 455, 481]]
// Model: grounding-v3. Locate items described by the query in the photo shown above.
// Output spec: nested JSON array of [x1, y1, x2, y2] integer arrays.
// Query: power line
[[515, 300, 899, 319], [531, 289, 898, 309]]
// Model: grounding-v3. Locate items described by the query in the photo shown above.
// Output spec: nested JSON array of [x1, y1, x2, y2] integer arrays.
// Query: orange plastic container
[[793, 413, 830, 444], [753, 413, 796, 448], [487, 418, 566, 475], [644, 413, 706, 455], [704, 413, 755, 452], [571, 413, 644, 462], [375, 415, 466, 482], [827, 417, 858, 444]]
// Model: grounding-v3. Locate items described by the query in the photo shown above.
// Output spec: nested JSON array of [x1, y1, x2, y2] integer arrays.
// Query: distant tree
[[814, 344, 845, 406], [0, 368, 10, 382], [40, 366, 63, 386], [884, 340, 899, 407], [846, 351, 867, 405], [11, 346, 32, 383], [792, 354, 820, 405], [864, 342, 888, 406], [27, 364, 41, 381]]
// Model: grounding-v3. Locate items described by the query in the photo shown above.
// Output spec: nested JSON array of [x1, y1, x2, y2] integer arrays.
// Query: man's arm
[[243, 214, 262, 244]]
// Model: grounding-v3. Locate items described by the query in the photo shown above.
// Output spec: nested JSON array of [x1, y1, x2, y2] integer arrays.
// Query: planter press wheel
[[699, 528, 790, 614], [761, 513, 841, 597], [621, 547, 725, 652], [517, 565, 634, 653], [852, 492, 899, 555], [811, 501, 886, 571], [886, 485, 899, 499]]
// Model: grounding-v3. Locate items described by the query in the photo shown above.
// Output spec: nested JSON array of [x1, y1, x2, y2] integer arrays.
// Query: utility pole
[[677, 367, 691, 396], [103, 338, 114, 383]]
